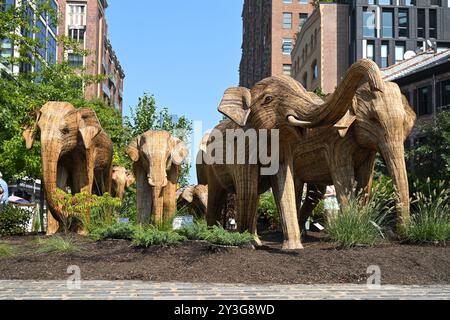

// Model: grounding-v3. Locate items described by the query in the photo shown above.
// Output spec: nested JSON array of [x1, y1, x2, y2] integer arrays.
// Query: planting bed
[[0, 231, 449, 285]]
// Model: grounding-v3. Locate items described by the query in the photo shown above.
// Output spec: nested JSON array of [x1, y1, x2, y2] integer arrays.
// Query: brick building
[[58, 0, 124, 113], [239, 0, 313, 88], [291, 2, 350, 92]]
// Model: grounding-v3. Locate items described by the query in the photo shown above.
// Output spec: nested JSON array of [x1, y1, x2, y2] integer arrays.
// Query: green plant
[[131, 226, 186, 248], [326, 185, 394, 249], [91, 223, 137, 241], [177, 219, 209, 240], [87, 193, 122, 231], [36, 236, 81, 254], [0, 204, 32, 236], [0, 242, 16, 258], [258, 192, 279, 229], [403, 180, 450, 243], [203, 225, 254, 247]]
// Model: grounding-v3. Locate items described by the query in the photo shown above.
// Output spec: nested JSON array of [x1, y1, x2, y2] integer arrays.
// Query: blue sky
[[107, 1, 243, 183], [107, 0, 243, 129]]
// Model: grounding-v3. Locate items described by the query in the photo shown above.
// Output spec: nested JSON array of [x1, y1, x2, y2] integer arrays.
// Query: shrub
[[203, 225, 254, 247], [177, 219, 209, 240], [0, 242, 16, 258], [404, 180, 450, 243], [132, 226, 186, 248], [326, 186, 393, 249], [91, 223, 137, 241], [36, 236, 81, 254], [258, 192, 279, 229], [0, 204, 32, 236]]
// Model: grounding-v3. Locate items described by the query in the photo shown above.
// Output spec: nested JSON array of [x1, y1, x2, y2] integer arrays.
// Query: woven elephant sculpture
[[23, 102, 113, 234], [127, 130, 189, 225], [112, 166, 136, 200], [176, 185, 208, 217], [197, 59, 384, 250], [294, 81, 416, 231]]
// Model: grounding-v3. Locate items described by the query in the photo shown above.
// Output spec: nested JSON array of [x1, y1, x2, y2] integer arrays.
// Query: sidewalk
[[1, 281, 450, 300]]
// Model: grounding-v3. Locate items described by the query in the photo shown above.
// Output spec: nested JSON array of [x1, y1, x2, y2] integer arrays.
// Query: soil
[[1, 231, 449, 285]]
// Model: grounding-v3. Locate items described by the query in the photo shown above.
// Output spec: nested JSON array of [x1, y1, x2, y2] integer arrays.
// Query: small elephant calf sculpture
[[127, 130, 189, 225], [111, 166, 135, 200], [177, 185, 208, 217]]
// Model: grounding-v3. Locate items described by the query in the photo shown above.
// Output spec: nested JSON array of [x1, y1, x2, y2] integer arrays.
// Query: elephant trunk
[[296, 59, 385, 127], [151, 186, 164, 226], [42, 150, 62, 224], [380, 139, 410, 229]]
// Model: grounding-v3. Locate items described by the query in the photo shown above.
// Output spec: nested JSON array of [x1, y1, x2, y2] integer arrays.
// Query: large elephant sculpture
[[112, 166, 135, 200], [23, 102, 113, 233], [294, 81, 416, 230], [197, 59, 385, 250], [176, 185, 208, 217], [127, 130, 189, 225]]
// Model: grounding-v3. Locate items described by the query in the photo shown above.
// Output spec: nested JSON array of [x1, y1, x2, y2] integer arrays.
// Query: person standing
[[0, 172, 9, 204], [324, 185, 339, 219]]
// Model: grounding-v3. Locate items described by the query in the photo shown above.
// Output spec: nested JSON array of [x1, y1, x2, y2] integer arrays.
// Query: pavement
[[0, 281, 450, 300]]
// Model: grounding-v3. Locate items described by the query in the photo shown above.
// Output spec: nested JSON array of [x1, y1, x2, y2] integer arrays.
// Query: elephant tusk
[[287, 115, 313, 128], [333, 124, 349, 129]]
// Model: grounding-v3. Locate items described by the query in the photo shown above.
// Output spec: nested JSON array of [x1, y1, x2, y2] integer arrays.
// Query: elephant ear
[[335, 98, 358, 138], [127, 137, 140, 162], [171, 137, 189, 165], [218, 87, 252, 127], [23, 110, 42, 150], [181, 186, 195, 203], [402, 94, 417, 139]]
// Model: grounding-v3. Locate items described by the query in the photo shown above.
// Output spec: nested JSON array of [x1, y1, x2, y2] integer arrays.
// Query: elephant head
[[336, 81, 417, 225], [23, 102, 104, 223], [112, 166, 135, 200], [218, 59, 385, 134], [177, 184, 208, 216]]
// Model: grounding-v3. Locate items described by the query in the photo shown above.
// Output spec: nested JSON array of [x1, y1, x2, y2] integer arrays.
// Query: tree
[[407, 111, 450, 183], [125, 93, 193, 186]]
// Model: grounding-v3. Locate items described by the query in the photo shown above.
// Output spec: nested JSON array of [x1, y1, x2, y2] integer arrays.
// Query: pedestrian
[[0, 172, 9, 204], [324, 185, 339, 221]]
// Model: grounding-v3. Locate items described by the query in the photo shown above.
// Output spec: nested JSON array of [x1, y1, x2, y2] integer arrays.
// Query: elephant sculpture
[[176, 185, 208, 217], [197, 59, 385, 250], [127, 130, 189, 225], [294, 81, 416, 230], [112, 166, 135, 200], [23, 102, 113, 234]]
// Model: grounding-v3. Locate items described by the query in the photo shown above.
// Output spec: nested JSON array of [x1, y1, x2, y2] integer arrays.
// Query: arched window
[[314, 29, 318, 48], [310, 35, 314, 49], [302, 72, 308, 88], [312, 60, 318, 80]]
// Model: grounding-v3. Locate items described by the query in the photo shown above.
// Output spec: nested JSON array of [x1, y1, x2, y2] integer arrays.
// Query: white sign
[[313, 223, 325, 231], [172, 216, 194, 230]]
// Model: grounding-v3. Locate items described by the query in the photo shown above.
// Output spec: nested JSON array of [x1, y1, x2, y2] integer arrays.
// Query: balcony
[[102, 82, 111, 99]]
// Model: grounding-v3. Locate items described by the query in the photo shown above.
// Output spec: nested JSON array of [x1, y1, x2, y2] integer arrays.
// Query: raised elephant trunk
[[380, 139, 410, 229], [295, 59, 385, 127]]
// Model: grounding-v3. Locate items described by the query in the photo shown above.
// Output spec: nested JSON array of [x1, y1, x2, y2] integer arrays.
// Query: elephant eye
[[60, 126, 70, 134], [263, 96, 273, 104]]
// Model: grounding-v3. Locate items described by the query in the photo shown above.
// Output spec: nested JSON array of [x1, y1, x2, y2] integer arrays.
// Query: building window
[[440, 79, 450, 109], [299, 13, 308, 30], [362, 8, 376, 38], [429, 9, 437, 39], [68, 53, 83, 68], [381, 42, 389, 68], [395, 42, 405, 64], [283, 12, 292, 29], [68, 4, 86, 26], [398, 9, 409, 38], [283, 64, 292, 76], [302, 73, 308, 88], [430, 0, 441, 6], [417, 9, 425, 38], [378, 0, 392, 4], [416, 86, 433, 116], [299, 0, 308, 4], [0, 39, 13, 70], [437, 42, 450, 52], [404, 0, 415, 5], [68, 28, 85, 43], [283, 0, 292, 3], [365, 40, 375, 61], [47, 34, 57, 65], [312, 61, 318, 80], [381, 9, 394, 38], [282, 38, 293, 55]]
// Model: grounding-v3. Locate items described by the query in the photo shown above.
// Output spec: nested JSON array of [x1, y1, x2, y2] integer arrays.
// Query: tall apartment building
[[239, 0, 313, 88], [58, 0, 124, 113], [0, 0, 59, 74]]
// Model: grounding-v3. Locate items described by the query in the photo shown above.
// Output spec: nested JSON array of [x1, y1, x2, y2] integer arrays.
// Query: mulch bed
[[0, 231, 449, 285]]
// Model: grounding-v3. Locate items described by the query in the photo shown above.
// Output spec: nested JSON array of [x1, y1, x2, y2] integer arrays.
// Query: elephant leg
[[300, 184, 326, 230], [330, 161, 355, 209], [270, 156, 303, 250], [355, 153, 376, 205], [104, 165, 113, 195], [294, 178, 304, 228], [136, 165, 152, 225], [47, 165, 71, 235], [233, 165, 260, 233], [163, 181, 177, 223], [206, 173, 227, 227]]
